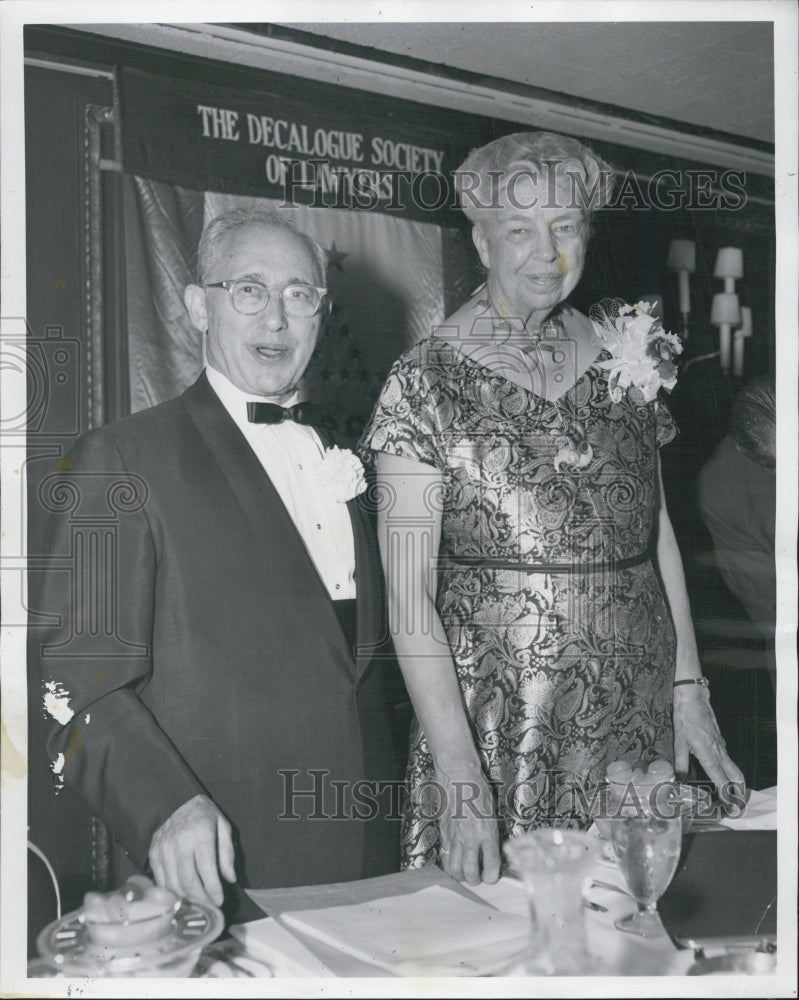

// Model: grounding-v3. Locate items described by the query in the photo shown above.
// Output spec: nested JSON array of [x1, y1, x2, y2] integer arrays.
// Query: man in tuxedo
[[35, 208, 405, 920]]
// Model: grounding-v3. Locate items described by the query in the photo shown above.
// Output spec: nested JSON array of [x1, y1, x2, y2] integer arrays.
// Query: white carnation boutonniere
[[590, 298, 683, 404], [316, 446, 367, 503]]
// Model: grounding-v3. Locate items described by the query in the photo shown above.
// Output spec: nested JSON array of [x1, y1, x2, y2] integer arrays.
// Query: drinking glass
[[504, 829, 598, 975], [611, 814, 682, 938]]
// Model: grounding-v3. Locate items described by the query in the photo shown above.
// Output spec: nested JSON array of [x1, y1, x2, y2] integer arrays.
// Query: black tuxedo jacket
[[36, 374, 404, 895]]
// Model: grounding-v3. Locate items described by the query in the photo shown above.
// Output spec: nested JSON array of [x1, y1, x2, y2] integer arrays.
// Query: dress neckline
[[432, 335, 611, 407], [432, 304, 607, 404]]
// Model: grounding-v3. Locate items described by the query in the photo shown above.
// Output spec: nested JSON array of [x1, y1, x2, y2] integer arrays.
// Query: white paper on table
[[718, 785, 777, 829], [230, 916, 336, 976], [279, 885, 530, 976], [468, 876, 530, 918]]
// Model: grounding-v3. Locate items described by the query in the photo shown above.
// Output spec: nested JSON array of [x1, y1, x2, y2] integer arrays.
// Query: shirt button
[[316, 524, 322, 530], [335, 584, 341, 590], [298, 463, 303, 470]]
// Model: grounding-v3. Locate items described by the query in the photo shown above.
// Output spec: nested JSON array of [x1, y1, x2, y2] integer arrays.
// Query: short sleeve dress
[[360, 330, 678, 869]]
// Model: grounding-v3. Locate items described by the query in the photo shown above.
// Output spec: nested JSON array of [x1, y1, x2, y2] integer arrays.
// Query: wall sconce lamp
[[714, 247, 744, 293], [733, 305, 752, 378], [713, 247, 746, 374], [710, 292, 742, 372], [666, 239, 695, 338]]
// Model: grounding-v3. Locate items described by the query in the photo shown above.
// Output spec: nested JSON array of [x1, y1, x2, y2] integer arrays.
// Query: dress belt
[[440, 549, 652, 573]]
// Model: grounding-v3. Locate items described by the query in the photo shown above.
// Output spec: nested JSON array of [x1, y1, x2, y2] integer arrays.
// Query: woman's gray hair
[[730, 377, 776, 470], [196, 206, 328, 285], [454, 131, 615, 226]]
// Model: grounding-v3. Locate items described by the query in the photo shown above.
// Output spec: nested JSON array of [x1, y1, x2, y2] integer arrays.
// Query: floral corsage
[[590, 298, 682, 404], [316, 446, 367, 502]]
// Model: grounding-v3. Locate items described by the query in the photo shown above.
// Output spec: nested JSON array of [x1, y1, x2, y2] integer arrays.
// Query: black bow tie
[[247, 401, 324, 426]]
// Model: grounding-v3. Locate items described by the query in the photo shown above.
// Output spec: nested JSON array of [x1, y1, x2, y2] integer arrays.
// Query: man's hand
[[149, 794, 236, 907]]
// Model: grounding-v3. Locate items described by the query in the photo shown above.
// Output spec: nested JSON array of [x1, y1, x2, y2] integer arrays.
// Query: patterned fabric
[[360, 333, 678, 868]]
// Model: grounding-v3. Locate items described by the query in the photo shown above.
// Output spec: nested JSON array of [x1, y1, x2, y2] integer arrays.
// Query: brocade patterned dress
[[361, 331, 677, 868]]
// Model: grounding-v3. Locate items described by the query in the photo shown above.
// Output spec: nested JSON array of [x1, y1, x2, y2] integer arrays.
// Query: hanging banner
[[120, 68, 479, 224], [124, 178, 463, 432]]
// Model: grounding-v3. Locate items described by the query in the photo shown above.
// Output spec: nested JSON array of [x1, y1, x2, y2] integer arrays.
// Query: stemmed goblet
[[611, 812, 682, 938]]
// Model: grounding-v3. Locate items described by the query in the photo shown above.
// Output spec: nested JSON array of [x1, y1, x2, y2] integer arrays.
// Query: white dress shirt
[[206, 365, 357, 600]]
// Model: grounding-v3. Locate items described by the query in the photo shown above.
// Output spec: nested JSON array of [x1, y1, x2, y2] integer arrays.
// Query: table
[[27, 788, 779, 981], [229, 866, 687, 977], [200, 786, 779, 979]]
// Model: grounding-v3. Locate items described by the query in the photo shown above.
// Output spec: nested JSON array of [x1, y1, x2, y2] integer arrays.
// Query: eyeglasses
[[204, 279, 327, 318]]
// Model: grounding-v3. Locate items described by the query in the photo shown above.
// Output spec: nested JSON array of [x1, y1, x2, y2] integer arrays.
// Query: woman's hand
[[656, 459, 746, 803], [376, 453, 502, 884], [436, 769, 501, 886], [673, 684, 746, 800]]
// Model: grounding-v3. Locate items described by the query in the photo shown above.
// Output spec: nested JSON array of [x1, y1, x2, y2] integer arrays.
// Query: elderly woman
[[360, 132, 744, 884]]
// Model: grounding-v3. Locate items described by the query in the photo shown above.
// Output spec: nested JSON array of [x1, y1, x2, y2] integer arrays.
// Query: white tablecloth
[[226, 786, 778, 978]]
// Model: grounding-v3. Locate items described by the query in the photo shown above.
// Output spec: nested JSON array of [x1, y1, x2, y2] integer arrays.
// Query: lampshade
[[737, 305, 753, 337], [666, 239, 696, 272], [714, 247, 744, 280], [710, 292, 742, 326]]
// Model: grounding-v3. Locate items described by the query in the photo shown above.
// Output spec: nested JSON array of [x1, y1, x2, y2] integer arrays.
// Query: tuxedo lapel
[[348, 494, 388, 682], [180, 374, 358, 682]]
